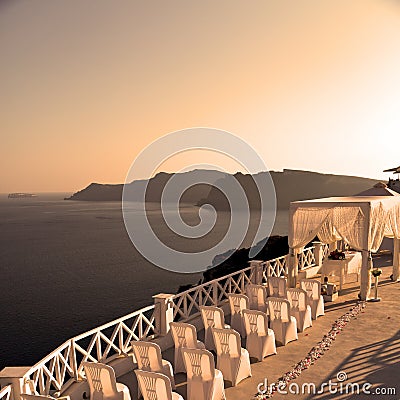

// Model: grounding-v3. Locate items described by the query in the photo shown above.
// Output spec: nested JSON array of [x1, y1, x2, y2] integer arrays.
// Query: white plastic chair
[[182, 348, 226, 400], [227, 294, 249, 337], [199, 306, 230, 351], [245, 284, 268, 313], [211, 327, 252, 386], [83, 362, 131, 400], [242, 309, 276, 361], [170, 322, 205, 373], [287, 288, 312, 332], [131, 341, 175, 389], [267, 298, 298, 346], [134, 370, 183, 400], [267, 277, 287, 298], [300, 279, 325, 320]]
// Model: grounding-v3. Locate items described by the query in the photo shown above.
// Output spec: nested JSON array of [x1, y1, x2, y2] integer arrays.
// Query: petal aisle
[[255, 301, 367, 399]]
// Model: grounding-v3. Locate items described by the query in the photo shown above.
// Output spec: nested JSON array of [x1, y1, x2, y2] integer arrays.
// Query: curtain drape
[[318, 216, 341, 244], [289, 199, 400, 252], [288, 207, 332, 249], [333, 206, 366, 251]]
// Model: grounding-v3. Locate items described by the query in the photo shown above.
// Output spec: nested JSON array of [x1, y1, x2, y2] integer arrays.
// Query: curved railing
[[298, 246, 316, 270], [0, 386, 12, 400], [262, 254, 288, 281], [9, 245, 322, 399], [21, 304, 159, 395], [171, 265, 255, 321]]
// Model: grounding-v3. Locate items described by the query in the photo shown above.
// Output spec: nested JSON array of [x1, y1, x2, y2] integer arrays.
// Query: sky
[[1, 0, 400, 192]]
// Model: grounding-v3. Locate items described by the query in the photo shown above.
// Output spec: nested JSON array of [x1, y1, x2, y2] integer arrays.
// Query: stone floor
[[168, 254, 399, 400], [224, 253, 400, 400]]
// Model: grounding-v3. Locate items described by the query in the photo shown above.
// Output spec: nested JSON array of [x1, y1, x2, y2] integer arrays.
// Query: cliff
[[66, 169, 379, 209], [65, 170, 227, 203]]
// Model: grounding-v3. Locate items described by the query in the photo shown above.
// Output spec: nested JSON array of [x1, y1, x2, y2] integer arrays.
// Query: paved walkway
[[225, 254, 399, 400]]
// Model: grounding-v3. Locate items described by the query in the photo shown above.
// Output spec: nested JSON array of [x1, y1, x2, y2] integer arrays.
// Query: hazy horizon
[[2, 1, 400, 192]]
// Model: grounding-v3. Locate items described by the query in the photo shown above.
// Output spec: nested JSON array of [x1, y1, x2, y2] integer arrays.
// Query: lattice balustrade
[[0, 386, 12, 400], [171, 266, 255, 320], [72, 304, 159, 378], [262, 255, 288, 281], [22, 305, 159, 395], [298, 246, 316, 270], [322, 243, 330, 260], [22, 341, 74, 396]]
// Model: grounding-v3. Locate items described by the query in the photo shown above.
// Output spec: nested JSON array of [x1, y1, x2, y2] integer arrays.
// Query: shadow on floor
[[304, 330, 400, 400]]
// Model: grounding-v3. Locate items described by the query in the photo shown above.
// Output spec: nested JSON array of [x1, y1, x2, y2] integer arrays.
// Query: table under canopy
[[321, 251, 361, 290], [288, 196, 400, 300]]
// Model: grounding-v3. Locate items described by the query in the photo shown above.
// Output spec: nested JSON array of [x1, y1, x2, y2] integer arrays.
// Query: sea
[[0, 193, 289, 369]]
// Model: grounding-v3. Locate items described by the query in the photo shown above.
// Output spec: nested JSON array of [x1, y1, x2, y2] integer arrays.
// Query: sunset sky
[[1, 0, 400, 192]]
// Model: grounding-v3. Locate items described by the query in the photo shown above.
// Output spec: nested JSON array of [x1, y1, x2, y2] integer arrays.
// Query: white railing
[[171, 244, 320, 321], [322, 243, 330, 259], [298, 246, 316, 270], [0, 386, 12, 400], [10, 245, 321, 400], [72, 304, 158, 378], [171, 265, 255, 320], [23, 341, 74, 395], [22, 304, 159, 396], [262, 255, 288, 281]]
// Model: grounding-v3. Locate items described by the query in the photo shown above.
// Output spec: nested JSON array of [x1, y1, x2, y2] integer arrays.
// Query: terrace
[[1, 243, 398, 400]]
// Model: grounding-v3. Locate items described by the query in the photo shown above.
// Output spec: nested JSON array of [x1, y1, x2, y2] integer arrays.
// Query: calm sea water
[[0, 194, 288, 369]]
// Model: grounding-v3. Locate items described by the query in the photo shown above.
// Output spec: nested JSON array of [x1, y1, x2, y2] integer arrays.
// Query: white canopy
[[288, 196, 400, 300]]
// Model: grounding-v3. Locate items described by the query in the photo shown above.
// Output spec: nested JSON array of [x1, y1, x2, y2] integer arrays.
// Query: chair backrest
[[131, 341, 163, 371], [83, 362, 119, 400], [211, 328, 241, 358], [242, 309, 268, 336], [199, 306, 225, 329], [267, 277, 287, 298], [182, 348, 215, 381], [300, 279, 321, 301], [134, 370, 172, 400], [287, 288, 308, 311], [245, 284, 267, 310], [170, 322, 198, 349], [267, 297, 291, 322], [228, 294, 249, 316]]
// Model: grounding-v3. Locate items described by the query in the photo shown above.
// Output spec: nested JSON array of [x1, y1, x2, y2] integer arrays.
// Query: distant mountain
[[272, 169, 380, 208], [65, 183, 124, 201], [65, 170, 228, 204], [200, 169, 380, 209], [66, 169, 379, 209]]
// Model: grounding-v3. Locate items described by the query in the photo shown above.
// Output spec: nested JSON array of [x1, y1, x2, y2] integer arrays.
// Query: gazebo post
[[360, 202, 372, 300], [360, 250, 371, 300], [287, 247, 298, 288], [312, 241, 324, 268], [392, 238, 400, 281]]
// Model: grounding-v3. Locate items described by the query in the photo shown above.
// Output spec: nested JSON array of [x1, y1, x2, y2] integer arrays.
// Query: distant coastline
[[8, 193, 37, 198], [65, 169, 379, 209]]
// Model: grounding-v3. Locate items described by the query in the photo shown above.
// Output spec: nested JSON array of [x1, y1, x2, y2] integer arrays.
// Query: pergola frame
[[288, 196, 400, 300]]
